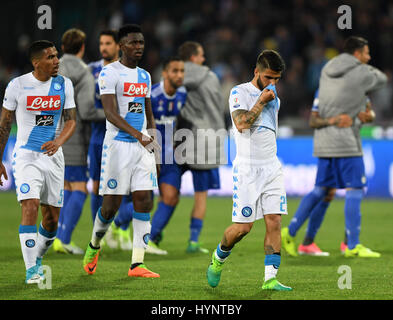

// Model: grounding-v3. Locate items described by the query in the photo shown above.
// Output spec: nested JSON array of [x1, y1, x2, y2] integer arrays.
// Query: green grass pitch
[[0, 192, 392, 300]]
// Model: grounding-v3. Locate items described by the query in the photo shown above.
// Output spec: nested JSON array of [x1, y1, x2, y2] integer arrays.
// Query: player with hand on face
[[82, 24, 161, 278], [0, 40, 76, 283], [207, 50, 292, 291]]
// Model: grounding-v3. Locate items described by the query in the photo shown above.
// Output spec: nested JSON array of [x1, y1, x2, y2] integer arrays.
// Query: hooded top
[[59, 54, 106, 166], [176, 61, 226, 169], [313, 53, 387, 158]]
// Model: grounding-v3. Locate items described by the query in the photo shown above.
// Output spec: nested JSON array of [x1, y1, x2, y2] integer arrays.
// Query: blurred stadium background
[[1, 0, 393, 197]]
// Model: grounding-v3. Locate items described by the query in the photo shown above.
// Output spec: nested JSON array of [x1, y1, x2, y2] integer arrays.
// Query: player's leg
[[19, 199, 41, 284], [36, 204, 60, 278], [83, 194, 123, 274], [261, 214, 291, 291], [187, 168, 220, 253], [128, 190, 160, 278], [207, 222, 253, 287], [89, 141, 103, 223], [53, 179, 71, 253], [116, 195, 134, 251], [282, 158, 335, 256], [298, 188, 335, 256]]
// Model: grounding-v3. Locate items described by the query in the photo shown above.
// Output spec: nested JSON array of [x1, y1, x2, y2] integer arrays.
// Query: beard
[[257, 77, 264, 91]]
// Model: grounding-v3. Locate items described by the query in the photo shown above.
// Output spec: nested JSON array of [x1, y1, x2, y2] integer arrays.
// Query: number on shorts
[[280, 196, 286, 212]]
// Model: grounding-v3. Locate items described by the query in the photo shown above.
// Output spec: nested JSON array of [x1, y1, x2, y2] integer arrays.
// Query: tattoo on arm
[[309, 111, 333, 129], [63, 108, 76, 122], [0, 108, 14, 159]]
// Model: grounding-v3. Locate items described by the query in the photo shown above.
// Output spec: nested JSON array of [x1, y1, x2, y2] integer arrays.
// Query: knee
[[266, 215, 281, 232], [324, 188, 336, 202], [22, 200, 39, 216], [162, 194, 179, 207]]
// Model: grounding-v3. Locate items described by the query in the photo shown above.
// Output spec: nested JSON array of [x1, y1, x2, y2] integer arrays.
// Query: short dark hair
[[178, 41, 201, 61], [256, 50, 286, 73], [99, 29, 119, 43], [118, 24, 142, 42], [343, 36, 368, 54], [163, 56, 183, 70], [62, 28, 86, 54], [28, 40, 55, 61]]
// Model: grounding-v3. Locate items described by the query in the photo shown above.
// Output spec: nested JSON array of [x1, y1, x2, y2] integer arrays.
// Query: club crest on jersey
[[26, 95, 61, 111], [123, 83, 148, 97], [53, 83, 62, 91], [128, 102, 143, 113], [35, 115, 54, 126]]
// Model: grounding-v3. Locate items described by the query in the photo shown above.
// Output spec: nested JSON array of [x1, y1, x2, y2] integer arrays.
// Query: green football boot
[[83, 243, 101, 275], [187, 241, 209, 254], [207, 251, 224, 288], [262, 277, 293, 291], [281, 227, 298, 257]]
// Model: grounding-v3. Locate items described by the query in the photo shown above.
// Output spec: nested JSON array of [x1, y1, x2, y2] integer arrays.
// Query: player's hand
[[0, 162, 8, 186], [138, 134, 161, 154], [357, 110, 375, 123], [329, 114, 353, 128], [259, 89, 275, 104], [41, 140, 60, 156], [156, 164, 161, 178]]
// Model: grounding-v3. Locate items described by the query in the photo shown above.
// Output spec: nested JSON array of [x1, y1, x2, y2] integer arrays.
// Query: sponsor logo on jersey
[[128, 102, 143, 113], [26, 95, 61, 111], [123, 83, 148, 97], [35, 115, 54, 126]]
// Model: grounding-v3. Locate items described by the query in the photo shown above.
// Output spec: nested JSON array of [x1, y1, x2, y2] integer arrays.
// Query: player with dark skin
[[0, 46, 76, 233], [99, 31, 160, 222]]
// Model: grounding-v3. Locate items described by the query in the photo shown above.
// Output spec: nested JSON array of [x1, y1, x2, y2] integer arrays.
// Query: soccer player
[[176, 41, 225, 253], [0, 40, 76, 283], [87, 30, 134, 251], [207, 50, 292, 291], [82, 24, 161, 278], [282, 36, 387, 258], [54, 29, 105, 254], [281, 90, 375, 257]]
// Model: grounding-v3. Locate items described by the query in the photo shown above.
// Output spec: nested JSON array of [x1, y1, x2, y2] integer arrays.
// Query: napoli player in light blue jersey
[[87, 30, 135, 251], [207, 50, 292, 291]]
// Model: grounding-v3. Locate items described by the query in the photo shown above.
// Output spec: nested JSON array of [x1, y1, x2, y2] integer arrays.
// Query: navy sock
[[57, 189, 71, 241], [60, 191, 87, 244], [304, 200, 330, 244], [345, 189, 363, 250], [114, 197, 133, 230], [190, 217, 203, 242], [288, 187, 325, 237], [150, 202, 175, 242], [90, 193, 103, 224]]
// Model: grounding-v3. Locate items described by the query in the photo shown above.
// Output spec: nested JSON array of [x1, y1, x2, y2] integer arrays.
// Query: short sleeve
[[99, 66, 118, 95], [2, 78, 19, 111], [63, 78, 76, 110], [229, 86, 247, 114]]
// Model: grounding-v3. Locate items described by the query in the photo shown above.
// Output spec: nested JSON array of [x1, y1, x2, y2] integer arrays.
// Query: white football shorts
[[12, 146, 65, 207], [99, 138, 158, 195], [232, 157, 287, 223]]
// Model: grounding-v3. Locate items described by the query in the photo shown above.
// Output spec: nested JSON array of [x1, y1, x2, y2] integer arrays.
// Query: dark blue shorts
[[315, 157, 366, 189], [184, 166, 221, 192], [158, 163, 183, 190], [158, 164, 221, 192], [88, 142, 103, 181], [65, 165, 88, 182]]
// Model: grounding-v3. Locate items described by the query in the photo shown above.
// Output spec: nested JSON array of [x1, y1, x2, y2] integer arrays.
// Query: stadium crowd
[[0, 0, 392, 129]]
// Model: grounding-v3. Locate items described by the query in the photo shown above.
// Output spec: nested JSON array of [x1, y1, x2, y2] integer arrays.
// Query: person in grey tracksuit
[[175, 41, 226, 253], [54, 29, 106, 254], [282, 36, 387, 258]]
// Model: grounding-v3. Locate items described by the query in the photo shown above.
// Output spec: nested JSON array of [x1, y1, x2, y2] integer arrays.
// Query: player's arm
[[145, 97, 161, 174], [309, 111, 352, 129], [41, 108, 76, 156], [231, 89, 274, 132], [357, 99, 375, 124], [0, 107, 14, 185], [101, 94, 159, 153]]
